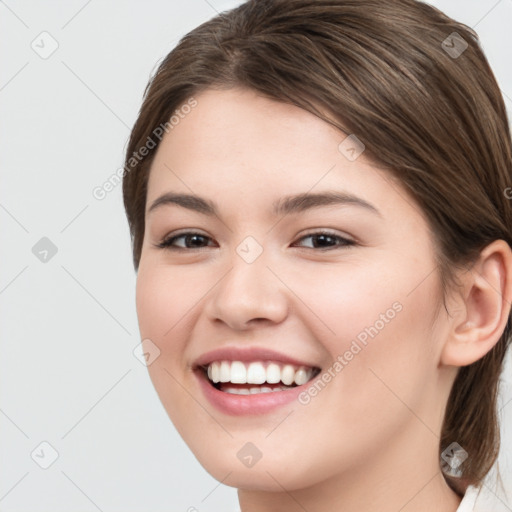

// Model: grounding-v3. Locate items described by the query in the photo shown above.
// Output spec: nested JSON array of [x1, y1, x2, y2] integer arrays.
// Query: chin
[[187, 442, 335, 492]]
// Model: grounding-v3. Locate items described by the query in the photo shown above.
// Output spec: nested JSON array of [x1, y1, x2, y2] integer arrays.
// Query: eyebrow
[[147, 191, 382, 218]]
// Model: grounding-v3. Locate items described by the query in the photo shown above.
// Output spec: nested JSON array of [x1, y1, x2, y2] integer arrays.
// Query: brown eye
[[294, 232, 355, 250], [156, 232, 215, 250]]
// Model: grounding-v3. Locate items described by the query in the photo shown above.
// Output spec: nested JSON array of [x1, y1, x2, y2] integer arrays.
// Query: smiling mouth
[[199, 360, 321, 395]]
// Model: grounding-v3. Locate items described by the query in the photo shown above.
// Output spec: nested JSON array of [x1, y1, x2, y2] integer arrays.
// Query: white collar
[[456, 485, 480, 511]]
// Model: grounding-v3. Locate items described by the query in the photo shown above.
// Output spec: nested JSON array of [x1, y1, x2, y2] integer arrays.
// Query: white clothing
[[456, 485, 479, 511]]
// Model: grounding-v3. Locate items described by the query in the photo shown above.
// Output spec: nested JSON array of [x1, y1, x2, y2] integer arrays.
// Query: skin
[[135, 87, 512, 512]]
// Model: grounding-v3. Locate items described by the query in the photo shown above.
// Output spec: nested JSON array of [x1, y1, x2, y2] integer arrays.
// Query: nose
[[204, 248, 289, 331]]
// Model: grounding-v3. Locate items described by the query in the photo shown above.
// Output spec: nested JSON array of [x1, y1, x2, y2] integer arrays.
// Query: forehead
[[145, 87, 423, 225]]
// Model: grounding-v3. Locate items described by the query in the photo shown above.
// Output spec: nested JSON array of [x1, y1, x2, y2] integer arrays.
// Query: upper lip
[[193, 346, 320, 369]]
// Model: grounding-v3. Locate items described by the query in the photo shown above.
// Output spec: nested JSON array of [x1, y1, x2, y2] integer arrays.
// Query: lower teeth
[[222, 386, 293, 395]]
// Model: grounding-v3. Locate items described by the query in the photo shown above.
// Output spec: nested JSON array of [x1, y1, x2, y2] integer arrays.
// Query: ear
[[440, 239, 512, 367]]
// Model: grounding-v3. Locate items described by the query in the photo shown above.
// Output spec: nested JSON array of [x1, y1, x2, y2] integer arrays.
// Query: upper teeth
[[206, 360, 314, 386]]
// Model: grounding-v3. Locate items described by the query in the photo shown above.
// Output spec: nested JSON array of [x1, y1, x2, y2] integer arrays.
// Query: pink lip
[[194, 368, 315, 416], [193, 347, 318, 416], [192, 346, 321, 416], [193, 346, 318, 369]]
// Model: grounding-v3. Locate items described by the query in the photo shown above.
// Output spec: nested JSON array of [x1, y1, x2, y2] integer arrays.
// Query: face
[[136, 87, 451, 491]]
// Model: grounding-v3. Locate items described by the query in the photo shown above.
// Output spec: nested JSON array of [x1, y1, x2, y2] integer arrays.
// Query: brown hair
[[122, 0, 512, 494]]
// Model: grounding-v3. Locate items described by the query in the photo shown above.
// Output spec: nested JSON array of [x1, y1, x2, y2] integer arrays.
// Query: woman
[[122, 1, 512, 510]]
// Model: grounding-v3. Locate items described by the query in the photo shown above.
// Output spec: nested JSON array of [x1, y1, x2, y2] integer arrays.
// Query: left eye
[[155, 231, 355, 251], [293, 232, 355, 250]]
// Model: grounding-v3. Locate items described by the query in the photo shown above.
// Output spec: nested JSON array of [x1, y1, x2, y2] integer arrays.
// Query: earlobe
[[440, 240, 512, 367]]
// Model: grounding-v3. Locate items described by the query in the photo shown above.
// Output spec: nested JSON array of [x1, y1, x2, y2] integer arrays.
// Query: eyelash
[[154, 230, 356, 251]]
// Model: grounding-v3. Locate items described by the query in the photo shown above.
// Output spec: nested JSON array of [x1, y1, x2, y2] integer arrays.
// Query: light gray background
[[1, 1, 511, 511]]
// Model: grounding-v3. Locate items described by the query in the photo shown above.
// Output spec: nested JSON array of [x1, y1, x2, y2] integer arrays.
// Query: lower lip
[[194, 369, 312, 416]]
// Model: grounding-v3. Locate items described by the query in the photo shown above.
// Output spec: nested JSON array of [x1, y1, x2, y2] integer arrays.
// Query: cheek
[[135, 262, 205, 342], [135, 263, 204, 433], [289, 258, 408, 348], [294, 256, 440, 405], [135, 262, 196, 399]]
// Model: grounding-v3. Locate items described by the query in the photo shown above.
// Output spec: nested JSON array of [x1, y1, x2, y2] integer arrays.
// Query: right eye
[[154, 232, 217, 250]]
